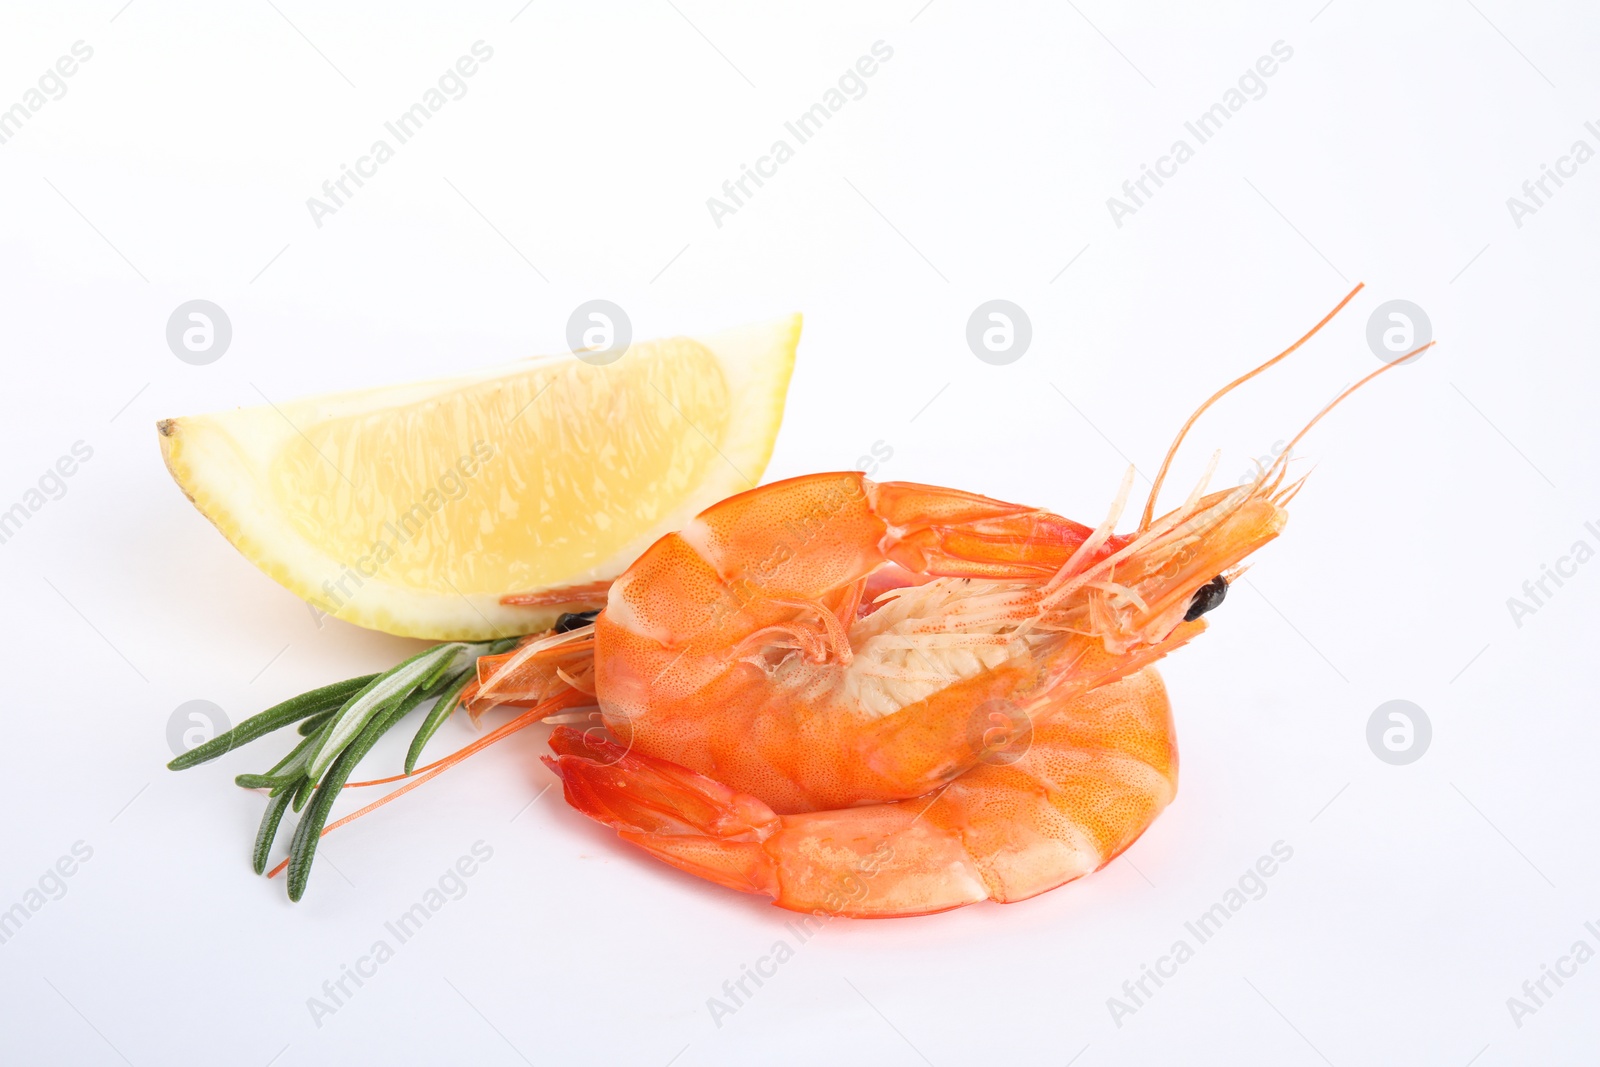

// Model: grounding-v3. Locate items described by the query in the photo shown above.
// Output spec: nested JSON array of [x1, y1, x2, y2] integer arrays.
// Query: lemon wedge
[[159, 315, 800, 639]]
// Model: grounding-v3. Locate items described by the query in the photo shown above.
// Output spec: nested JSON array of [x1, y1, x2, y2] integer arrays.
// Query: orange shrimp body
[[462, 284, 1427, 916], [590, 471, 1277, 814], [477, 465, 1293, 915]]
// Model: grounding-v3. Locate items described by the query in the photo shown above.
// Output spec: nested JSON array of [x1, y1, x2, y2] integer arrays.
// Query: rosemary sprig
[[169, 635, 521, 901]]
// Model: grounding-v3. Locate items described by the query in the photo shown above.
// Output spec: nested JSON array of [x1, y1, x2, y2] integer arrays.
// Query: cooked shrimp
[[575, 467, 1261, 812], [509, 464, 1276, 915], [474, 282, 1430, 915]]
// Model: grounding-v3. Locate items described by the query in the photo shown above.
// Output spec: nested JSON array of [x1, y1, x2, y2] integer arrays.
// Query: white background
[[2, 1, 1597, 1064]]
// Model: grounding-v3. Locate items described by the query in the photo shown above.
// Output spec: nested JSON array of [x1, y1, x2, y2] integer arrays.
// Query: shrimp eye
[[1183, 575, 1228, 621], [554, 610, 600, 632]]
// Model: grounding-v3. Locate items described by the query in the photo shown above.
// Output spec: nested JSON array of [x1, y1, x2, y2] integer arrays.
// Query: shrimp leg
[[543, 669, 1177, 917]]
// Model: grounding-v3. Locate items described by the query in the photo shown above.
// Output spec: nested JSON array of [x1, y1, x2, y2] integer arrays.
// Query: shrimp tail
[[543, 726, 784, 899]]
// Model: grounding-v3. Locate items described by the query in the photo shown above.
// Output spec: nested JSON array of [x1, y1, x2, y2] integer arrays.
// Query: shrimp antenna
[[1260, 340, 1435, 487], [1137, 282, 1365, 531]]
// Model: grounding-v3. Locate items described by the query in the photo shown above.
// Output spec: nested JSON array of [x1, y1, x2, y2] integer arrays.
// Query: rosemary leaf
[[304, 646, 461, 782], [268, 731, 322, 776], [297, 707, 338, 736], [291, 775, 314, 812], [240, 728, 324, 791], [252, 791, 293, 875], [404, 669, 475, 776], [286, 684, 441, 901], [404, 636, 514, 775], [235, 772, 295, 790], [166, 673, 378, 771], [418, 642, 474, 692]]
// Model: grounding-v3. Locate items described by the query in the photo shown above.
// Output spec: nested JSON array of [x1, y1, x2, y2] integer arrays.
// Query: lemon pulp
[[269, 339, 729, 597]]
